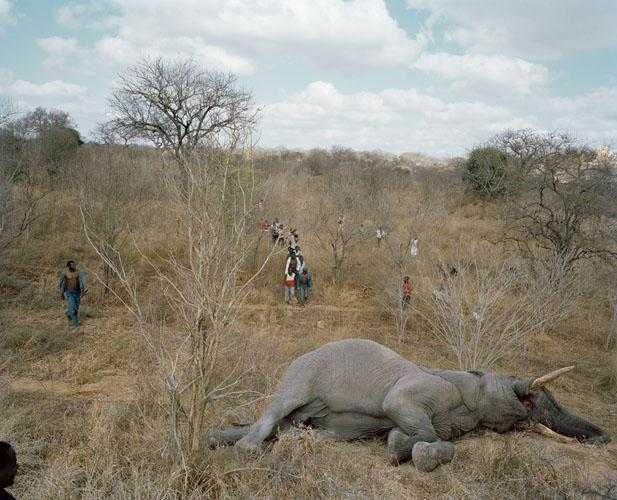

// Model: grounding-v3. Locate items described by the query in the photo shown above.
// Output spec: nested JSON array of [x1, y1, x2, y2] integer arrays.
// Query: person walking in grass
[[296, 268, 313, 305], [284, 272, 296, 304], [0, 442, 18, 500], [58, 260, 88, 327], [283, 248, 299, 304]]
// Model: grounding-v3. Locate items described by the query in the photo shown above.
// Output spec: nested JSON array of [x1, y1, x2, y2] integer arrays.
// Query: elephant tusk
[[530, 365, 575, 390], [531, 423, 577, 444]]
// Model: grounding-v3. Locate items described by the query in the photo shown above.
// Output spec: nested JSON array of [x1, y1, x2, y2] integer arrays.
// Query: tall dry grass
[[0, 145, 615, 498]]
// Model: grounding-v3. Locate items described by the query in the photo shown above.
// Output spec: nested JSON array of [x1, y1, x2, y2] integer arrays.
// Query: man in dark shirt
[[58, 260, 88, 327]]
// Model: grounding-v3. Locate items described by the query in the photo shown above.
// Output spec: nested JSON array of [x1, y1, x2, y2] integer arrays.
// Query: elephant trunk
[[530, 389, 611, 444]]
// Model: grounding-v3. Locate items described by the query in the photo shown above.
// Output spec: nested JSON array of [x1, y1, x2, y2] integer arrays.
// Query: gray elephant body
[[209, 339, 609, 471], [276, 339, 480, 439]]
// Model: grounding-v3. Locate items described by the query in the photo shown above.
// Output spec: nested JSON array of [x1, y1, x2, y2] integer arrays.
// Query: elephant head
[[474, 366, 611, 443]]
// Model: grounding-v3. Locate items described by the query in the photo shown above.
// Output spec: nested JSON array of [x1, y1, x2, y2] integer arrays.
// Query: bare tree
[[82, 147, 278, 491], [3, 107, 83, 180], [498, 132, 617, 271], [0, 166, 46, 268], [313, 167, 371, 283], [377, 230, 417, 340], [109, 58, 256, 163], [93, 119, 139, 146], [0, 103, 49, 267], [78, 145, 154, 293], [411, 252, 577, 370], [18, 107, 74, 137], [0, 97, 17, 127]]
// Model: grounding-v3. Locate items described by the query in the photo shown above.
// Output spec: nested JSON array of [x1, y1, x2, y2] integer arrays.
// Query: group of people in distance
[[259, 217, 313, 305]]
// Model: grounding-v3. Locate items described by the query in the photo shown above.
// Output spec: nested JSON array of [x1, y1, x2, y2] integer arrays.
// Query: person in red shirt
[[402, 276, 412, 307]]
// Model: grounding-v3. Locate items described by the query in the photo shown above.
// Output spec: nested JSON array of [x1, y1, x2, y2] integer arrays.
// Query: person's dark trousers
[[64, 290, 81, 326]]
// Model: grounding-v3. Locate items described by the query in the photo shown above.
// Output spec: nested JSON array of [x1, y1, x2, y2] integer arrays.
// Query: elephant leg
[[311, 411, 394, 441], [387, 427, 420, 464], [207, 425, 250, 448], [386, 427, 454, 470], [383, 401, 455, 470], [236, 397, 308, 451], [208, 419, 295, 448]]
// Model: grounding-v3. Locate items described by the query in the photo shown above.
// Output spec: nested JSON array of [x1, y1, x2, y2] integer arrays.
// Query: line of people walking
[[284, 246, 313, 306], [259, 216, 314, 305]]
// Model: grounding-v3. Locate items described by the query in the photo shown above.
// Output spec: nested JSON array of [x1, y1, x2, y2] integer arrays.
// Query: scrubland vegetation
[[1, 60, 616, 498]]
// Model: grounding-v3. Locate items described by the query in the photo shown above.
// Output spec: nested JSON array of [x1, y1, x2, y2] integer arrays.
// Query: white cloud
[[413, 53, 548, 95], [261, 81, 533, 154], [549, 87, 617, 147], [0, 74, 106, 136], [95, 36, 256, 75], [0, 0, 15, 31], [37, 36, 79, 55], [262, 81, 617, 154], [407, 0, 617, 59], [57, 1, 118, 30], [1, 79, 86, 97], [37, 36, 82, 69], [73, 0, 423, 73]]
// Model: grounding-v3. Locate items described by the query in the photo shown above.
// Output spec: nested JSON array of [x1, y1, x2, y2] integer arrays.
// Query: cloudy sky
[[1, 0, 616, 155]]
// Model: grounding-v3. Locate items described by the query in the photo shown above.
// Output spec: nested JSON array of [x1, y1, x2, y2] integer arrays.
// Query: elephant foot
[[387, 427, 415, 464], [411, 441, 455, 472], [235, 435, 263, 454]]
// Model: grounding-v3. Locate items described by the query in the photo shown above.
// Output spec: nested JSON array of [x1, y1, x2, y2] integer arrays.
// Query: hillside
[[1, 142, 616, 498]]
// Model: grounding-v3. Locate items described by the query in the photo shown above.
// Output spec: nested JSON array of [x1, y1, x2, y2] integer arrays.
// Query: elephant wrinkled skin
[[208, 339, 610, 471]]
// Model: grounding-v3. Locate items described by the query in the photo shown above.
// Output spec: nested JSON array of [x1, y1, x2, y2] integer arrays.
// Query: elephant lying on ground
[[208, 339, 610, 471]]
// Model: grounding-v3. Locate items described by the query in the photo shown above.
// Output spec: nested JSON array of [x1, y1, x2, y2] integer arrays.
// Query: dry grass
[[2, 275, 616, 499], [1, 149, 616, 499]]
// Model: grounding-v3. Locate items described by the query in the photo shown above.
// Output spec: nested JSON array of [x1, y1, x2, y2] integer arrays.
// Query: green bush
[[462, 147, 508, 197]]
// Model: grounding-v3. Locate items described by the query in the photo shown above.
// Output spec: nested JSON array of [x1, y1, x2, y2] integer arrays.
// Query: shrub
[[462, 146, 508, 197]]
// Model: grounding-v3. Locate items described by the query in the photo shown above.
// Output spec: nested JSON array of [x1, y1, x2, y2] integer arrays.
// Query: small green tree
[[462, 146, 508, 197]]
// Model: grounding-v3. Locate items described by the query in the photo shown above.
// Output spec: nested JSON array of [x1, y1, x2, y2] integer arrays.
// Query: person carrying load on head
[[285, 247, 299, 276], [295, 247, 305, 273]]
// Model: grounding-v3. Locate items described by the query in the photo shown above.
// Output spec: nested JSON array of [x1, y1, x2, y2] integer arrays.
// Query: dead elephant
[[208, 339, 610, 472]]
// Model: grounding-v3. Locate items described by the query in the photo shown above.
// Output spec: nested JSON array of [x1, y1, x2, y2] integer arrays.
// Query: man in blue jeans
[[296, 268, 313, 305], [58, 260, 88, 327]]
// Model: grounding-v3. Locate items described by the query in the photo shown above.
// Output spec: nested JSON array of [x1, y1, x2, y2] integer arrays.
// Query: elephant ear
[[435, 370, 482, 411]]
